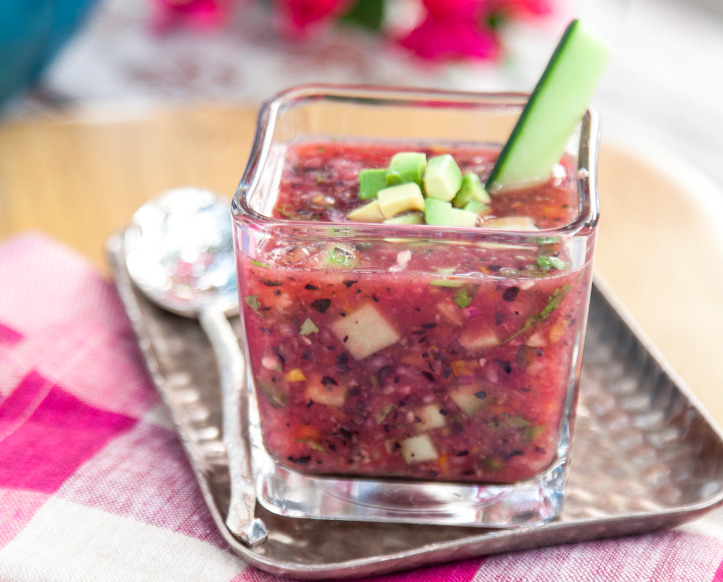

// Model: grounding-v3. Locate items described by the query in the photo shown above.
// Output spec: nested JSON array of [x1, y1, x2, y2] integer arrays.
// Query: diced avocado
[[416, 404, 447, 431], [423, 154, 462, 201], [330, 302, 401, 360], [377, 182, 425, 218], [400, 434, 438, 464], [424, 198, 452, 226], [449, 208, 478, 228], [463, 200, 491, 215], [347, 200, 385, 222], [323, 244, 358, 268], [386, 152, 427, 186], [459, 317, 500, 350], [383, 212, 424, 225], [359, 168, 388, 199], [450, 384, 488, 417], [305, 374, 346, 407], [452, 172, 491, 207], [486, 20, 612, 192]]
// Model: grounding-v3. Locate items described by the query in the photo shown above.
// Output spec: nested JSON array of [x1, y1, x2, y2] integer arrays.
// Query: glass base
[[249, 400, 571, 527]]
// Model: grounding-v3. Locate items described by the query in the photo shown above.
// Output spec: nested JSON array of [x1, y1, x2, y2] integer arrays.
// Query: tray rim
[[106, 232, 723, 579]]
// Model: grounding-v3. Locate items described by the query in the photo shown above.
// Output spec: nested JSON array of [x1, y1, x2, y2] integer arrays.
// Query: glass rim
[[232, 84, 601, 240]]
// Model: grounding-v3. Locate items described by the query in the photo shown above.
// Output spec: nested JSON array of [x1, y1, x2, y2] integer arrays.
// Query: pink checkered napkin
[[1, 232, 723, 582]]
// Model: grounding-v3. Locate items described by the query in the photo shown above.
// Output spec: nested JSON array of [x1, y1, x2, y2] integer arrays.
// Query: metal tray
[[107, 232, 723, 580]]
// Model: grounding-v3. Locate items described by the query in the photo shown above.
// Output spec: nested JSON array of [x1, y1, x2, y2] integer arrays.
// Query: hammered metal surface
[[107, 233, 723, 580]]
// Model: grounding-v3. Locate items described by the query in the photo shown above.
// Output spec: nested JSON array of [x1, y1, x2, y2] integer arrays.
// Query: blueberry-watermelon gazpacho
[[237, 140, 594, 484]]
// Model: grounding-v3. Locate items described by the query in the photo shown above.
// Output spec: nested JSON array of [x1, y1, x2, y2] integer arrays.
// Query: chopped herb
[[244, 295, 263, 315], [327, 246, 357, 267], [258, 380, 287, 408], [294, 438, 326, 452], [501, 284, 572, 343], [536, 236, 560, 245], [536, 255, 568, 271], [300, 318, 320, 336], [453, 286, 473, 308], [250, 259, 271, 269], [430, 279, 464, 288]]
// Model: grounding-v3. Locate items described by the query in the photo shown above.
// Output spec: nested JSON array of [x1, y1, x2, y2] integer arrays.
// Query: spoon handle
[[198, 305, 268, 547]]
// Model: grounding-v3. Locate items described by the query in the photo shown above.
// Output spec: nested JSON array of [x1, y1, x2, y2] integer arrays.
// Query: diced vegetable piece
[[305, 374, 346, 407], [386, 152, 427, 186], [330, 302, 401, 360], [459, 317, 500, 350], [359, 168, 388, 199], [383, 212, 424, 225], [449, 208, 478, 228], [284, 368, 306, 382], [416, 404, 447, 431], [462, 200, 491, 216], [482, 216, 538, 231], [453, 172, 490, 207], [436, 299, 466, 326], [400, 434, 439, 464], [486, 19, 612, 191], [324, 244, 358, 268], [450, 384, 488, 417], [424, 198, 453, 226], [347, 200, 385, 222], [377, 183, 426, 218], [423, 154, 462, 201]]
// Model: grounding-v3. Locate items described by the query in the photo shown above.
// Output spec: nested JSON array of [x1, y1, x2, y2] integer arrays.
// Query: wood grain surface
[[1, 105, 721, 426]]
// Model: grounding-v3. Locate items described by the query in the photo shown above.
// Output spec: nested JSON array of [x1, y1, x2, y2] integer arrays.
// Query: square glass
[[232, 85, 600, 527]]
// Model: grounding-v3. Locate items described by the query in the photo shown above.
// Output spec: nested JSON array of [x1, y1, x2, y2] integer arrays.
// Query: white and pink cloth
[[1, 232, 723, 582]]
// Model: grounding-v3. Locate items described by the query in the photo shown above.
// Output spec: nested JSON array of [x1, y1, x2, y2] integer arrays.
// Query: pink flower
[[484, 0, 553, 18], [151, 0, 237, 33], [422, 0, 486, 21], [398, 14, 499, 61], [397, 1, 499, 62], [272, 0, 352, 41]]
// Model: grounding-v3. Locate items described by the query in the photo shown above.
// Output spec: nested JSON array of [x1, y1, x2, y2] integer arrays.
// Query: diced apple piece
[[482, 216, 537, 231], [400, 434, 438, 464], [416, 404, 447, 431], [331, 303, 401, 360], [305, 374, 346, 407], [459, 317, 499, 351], [436, 299, 466, 327], [450, 384, 488, 417]]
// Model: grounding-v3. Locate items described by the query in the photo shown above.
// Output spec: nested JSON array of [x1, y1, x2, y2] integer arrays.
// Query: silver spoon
[[123, 187, 267, 547]]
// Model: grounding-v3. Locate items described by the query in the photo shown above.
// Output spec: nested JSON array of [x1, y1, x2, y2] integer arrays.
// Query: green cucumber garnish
[[486, 20, 612, 192]]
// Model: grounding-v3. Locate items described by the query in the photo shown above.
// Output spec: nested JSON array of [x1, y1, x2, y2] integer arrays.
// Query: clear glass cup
[[232, 85, 600, 527]]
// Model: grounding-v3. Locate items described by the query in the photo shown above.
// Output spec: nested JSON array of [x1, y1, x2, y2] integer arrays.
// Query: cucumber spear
[[486, 20, 612, 193]]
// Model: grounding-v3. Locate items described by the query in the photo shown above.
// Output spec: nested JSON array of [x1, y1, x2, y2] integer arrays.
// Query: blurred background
[[1, 0, 722, 190]]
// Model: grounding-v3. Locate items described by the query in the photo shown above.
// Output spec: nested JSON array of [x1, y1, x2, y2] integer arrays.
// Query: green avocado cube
[[424, 154, 462, 202], [424, 198, 453, 226], [386, 152, 427, 186], [449, 208, 478, 228], [359, 168, 388, 199], [463, 200, 491, 216], [452, 172, 491, 208]]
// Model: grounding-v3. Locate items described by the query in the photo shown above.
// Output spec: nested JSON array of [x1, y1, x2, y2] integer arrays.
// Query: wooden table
[[1, 105, 722, 426]]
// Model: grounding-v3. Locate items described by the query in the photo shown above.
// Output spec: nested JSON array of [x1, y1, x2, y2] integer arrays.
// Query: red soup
[[237, 141, 593, 484]]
